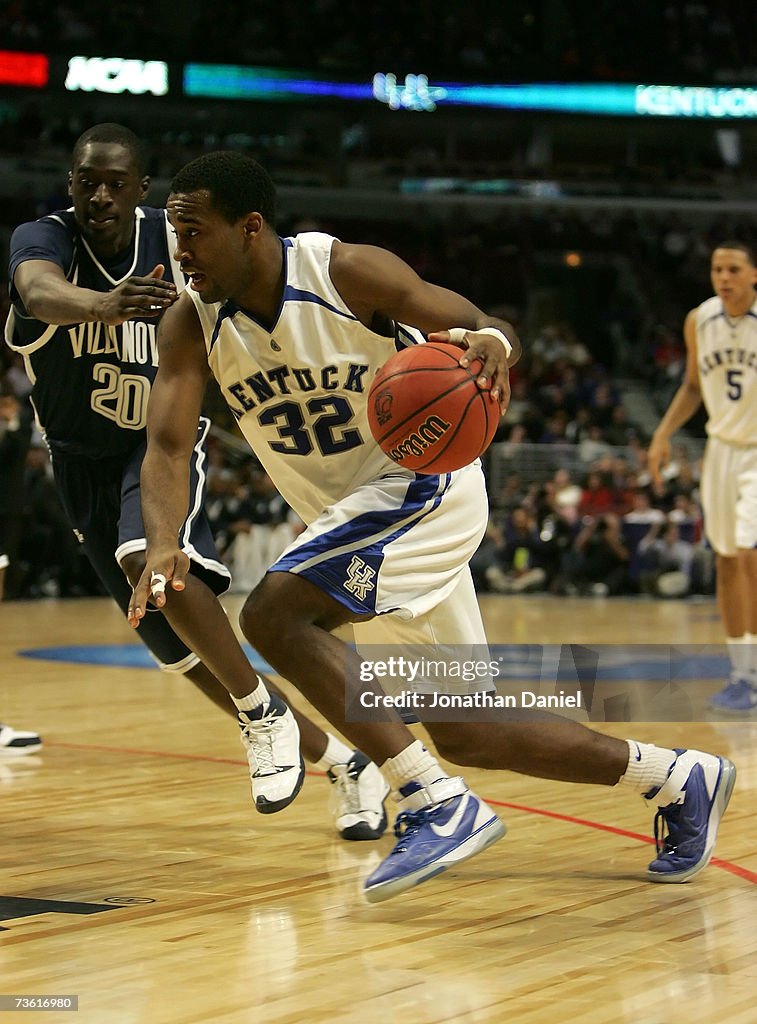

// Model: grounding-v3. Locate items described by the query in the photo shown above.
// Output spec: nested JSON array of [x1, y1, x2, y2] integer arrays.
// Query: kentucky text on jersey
[[226, 361, 369, 417]]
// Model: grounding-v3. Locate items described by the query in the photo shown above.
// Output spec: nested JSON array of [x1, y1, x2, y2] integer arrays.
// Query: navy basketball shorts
[[51, 418, 230, 673]]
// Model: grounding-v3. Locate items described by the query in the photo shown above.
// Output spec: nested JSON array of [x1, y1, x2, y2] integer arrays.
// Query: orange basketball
[[367, 342, 500, 474]]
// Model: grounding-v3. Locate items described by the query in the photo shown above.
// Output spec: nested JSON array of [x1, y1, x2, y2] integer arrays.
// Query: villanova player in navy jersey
[[5, 124, 389, 836], [131, 151, 736, 902]]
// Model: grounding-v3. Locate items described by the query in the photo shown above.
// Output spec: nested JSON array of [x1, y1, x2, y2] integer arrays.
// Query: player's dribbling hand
[[127, 548, 190, 627], [429, 329, 511, 415], [97, 264, 178, 326], [647, 435, 671, 485]]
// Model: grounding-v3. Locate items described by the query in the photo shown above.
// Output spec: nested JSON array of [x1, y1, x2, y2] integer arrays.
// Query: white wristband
[[446, 326, 513, 359]]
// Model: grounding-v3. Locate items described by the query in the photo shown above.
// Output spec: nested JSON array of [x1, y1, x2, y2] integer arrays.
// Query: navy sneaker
[[328, 750, 390, 841], [646, 748, 737, 883], [363, 777, 506, 903], [709, 677, 757, 714], [238, 694, 304, 814]]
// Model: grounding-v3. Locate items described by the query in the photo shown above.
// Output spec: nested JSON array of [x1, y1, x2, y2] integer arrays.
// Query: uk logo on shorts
[[344, 555, 376, 600]]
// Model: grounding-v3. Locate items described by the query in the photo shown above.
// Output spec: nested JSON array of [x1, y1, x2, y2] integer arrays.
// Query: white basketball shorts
[[268, 461, 488, 627], [700, 436, 757, 556]]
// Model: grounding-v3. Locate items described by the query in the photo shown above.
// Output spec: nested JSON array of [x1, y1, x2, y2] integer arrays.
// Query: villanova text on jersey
[[6, 207, 182, 458], [66, 317, 159, 367]]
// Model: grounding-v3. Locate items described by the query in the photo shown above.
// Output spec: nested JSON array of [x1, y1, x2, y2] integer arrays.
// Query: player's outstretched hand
[[97, 264, 178, 326], [429, 329, 511, 414], [127, 547, 190, 627], [647, 435, 671, 485]]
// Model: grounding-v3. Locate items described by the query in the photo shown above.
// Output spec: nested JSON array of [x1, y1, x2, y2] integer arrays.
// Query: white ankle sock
[[232, 677, 269, 714], [314, 734, 354, 771], [727, 635, 751, 679], [746, 634, 757, 683], [382, 739, 445, 794], [618, 740, 677, 796]]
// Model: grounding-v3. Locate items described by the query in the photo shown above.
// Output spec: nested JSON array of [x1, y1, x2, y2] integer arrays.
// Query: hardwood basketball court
[[1, 593, 755, 1024]]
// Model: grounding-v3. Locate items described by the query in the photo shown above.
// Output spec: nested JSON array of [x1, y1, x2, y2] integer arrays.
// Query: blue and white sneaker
[[709, 677, 757, 714], [646, 748, 737, 883], [238, 694, 304, 814], [363, 777, 506, 903]]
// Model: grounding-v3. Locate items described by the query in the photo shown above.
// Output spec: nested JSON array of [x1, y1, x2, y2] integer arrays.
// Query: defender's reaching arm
[[14, 259, 176, 326]]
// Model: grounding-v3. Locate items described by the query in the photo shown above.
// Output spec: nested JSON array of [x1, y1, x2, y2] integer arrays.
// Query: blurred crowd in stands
[[1, 0, 744, 603], [1, 258, 713, 602], [2, 0, 754, 83], [474, 447, 708, 600]]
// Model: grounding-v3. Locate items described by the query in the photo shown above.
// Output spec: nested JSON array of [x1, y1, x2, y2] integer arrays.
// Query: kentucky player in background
[[5, 124, 389, 837], [650, 241, 757, 714], [129, 150, 735, 902]]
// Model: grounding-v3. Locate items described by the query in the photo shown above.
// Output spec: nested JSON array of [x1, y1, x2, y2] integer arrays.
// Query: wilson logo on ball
[[388, 414, 452, 463]]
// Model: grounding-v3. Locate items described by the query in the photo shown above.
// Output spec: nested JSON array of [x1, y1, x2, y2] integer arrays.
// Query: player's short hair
[[713, 239, 756, 265], [170, 151, 277, 227], [72, 123, 148, 176]]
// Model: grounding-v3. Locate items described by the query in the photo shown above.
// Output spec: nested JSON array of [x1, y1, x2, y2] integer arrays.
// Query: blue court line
[[18, 644, 275, 675]]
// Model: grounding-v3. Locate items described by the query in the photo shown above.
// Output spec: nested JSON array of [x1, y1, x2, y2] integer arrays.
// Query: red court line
[[486, 798, 757, 884], [44, 740, 329, 773], [45, 741, 756, 885]]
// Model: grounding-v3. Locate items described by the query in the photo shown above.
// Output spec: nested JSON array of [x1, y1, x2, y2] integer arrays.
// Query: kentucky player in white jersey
[[189, 229, 488, 631], [5, 125, 389, 838], [195, 231, 421, 522], [130, 151, 735, 903], [650, 241, 757, 714]]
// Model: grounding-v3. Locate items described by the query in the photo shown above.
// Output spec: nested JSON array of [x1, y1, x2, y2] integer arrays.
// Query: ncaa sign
[[65, 56, 168, 96]]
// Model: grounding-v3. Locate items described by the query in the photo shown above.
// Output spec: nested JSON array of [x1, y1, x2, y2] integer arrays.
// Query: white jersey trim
[[78, 208, 144, 286], [3, 307, 58, 355]]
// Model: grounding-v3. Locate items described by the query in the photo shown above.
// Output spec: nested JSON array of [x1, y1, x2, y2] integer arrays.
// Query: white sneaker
[[328, 751, 390, 841], [238, 695, 304, 814], [0, 723, 42, 756]]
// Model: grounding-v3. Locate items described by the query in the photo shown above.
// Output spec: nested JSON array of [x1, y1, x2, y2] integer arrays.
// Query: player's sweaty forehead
[[73, 142, 138, 178], [166, 191, 214, 226]]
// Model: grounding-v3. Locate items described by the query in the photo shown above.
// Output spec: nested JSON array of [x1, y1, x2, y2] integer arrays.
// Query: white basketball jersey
[[187, 232, 425, 522], [695, 295, 757, 445]]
